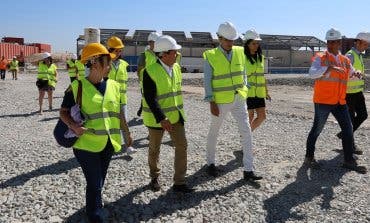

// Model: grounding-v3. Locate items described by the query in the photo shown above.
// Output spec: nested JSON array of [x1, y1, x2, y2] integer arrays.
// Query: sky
[[1, 0, 369, 53]]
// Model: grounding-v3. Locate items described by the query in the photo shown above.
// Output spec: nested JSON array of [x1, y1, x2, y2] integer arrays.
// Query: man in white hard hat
[[9, 56, 19, 80], [306, 28, 367, 174], [336, 32, 370, 155], [66, 54, 77, 82], [203, 22, 262, 181], [142, 35, 194, 193], [136, 31, 161, 117]]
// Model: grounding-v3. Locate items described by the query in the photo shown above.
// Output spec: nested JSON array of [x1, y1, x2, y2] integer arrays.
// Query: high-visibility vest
[[108, 59, 129, 105], [37, 62, 57, 87], [9, 60, 19, 70], [313, 52, 351, 105], [203, 46, 248, 104], [71, 78, 122, 152], [139, 50, 157, 83], [0, 59, 8, 69], [142, 62, 186, 128], [246, 55, 266, 98], [75, 60, 85, 80], [176, 52, 182, 65], [66, 59, 77, 77], [346, 49, 365, 94]]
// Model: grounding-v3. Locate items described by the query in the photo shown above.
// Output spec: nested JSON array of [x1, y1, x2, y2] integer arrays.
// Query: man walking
[[305, 28, 367, 174], [203, 22, 262, 181]]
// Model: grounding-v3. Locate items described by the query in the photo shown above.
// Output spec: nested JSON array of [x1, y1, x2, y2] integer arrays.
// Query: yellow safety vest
[[203, 46, 248, 104], [9, 60, 19, 70], [246, 55, 266, 98], [142, 62, 186, 128], [108, 59, 129, 105], [71, 78, 122, 152], [75, 60, 85, 80], [37, 62, 57, 87], [346, 49, 365, 94], [176, 52, 182, 65], [139, 50, 157, 83], [66, 59, 77, 77]]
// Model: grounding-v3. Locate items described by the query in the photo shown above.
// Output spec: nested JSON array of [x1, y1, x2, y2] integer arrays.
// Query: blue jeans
[[73, 141, 114, 223], [306, 103, 354, 162]]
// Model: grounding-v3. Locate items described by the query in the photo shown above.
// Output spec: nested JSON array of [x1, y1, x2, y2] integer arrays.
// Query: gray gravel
[[0, 71, 369, 223]]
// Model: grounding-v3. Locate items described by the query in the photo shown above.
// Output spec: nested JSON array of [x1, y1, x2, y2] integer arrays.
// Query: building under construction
[[77, 28, 363, 73]]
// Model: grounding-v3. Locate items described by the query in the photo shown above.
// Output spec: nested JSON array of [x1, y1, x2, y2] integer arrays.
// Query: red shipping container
[[31, 43, 51, 53], [0, 43, 39, 62], [2, 37, 24, 45]]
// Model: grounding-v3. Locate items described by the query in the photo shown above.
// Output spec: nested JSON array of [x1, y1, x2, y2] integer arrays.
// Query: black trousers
[[0, 69, 5, 79], [347, 92, 368, 132]]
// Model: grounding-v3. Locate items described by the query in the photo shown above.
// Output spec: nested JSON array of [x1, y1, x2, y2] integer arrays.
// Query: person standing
[[0, 56, 8, 80], [9, 56, 19, 80], [203, 22, 262, 181], [75, 52, 85, 80], [66, 54, 77, 82], [36, 52, 57, 114], [142, 35, 193, 193], [60, 42, 132, 222], [136, 31, 160, 117], [106, 36, 137, 155], [243, 29, 270, 131], [305, 28, 367, 174], [336, 32, 370, 155]]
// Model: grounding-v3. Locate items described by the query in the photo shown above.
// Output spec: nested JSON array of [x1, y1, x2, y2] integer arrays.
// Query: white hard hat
[[148, 32, 160, 42], [154, 35, 182, 52], [40, 52, 51, 60], [71, 54, 77, 60], [13, 56, 17, 59], [325, 28, 342, 41], [355, 32, 370, 42], [244, 29, 262, 41], [217, 22, 239, 40]]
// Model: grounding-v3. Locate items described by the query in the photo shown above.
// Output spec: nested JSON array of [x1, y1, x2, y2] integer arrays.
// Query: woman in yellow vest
[[59, 43, 133, 222], [36, 52, 57, 114], [106, 36, 137, 154], [243, 29, 270, 131], [9, 56, 19, 80]]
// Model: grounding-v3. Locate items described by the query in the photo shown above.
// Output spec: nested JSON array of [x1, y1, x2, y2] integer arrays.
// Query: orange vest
[[313, 52, 351, 105], [0, 59, 8, 69]]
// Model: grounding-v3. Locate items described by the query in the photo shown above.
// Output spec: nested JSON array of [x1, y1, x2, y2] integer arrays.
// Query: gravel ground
[[0, 71, 369, 223]]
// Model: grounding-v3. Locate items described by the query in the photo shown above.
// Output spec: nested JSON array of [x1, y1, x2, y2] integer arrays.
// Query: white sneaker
[[126, 146, 137, 155]]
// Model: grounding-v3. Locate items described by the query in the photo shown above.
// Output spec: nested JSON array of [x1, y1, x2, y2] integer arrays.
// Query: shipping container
[[2, 37, 24, 45], [30, 43, 51, 53], [0, 43, 39, 65]]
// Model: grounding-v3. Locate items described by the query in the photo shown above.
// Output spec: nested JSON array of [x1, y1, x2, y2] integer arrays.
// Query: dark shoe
[[206, 164, 219, 177], [303, 156, 320, 168], [336, 132, 342, 139], [243, 171, 263, 181], [149, 178, 160, 191], [173, 184, 194, 193], [342, 160, 367, 174], [136, 108, 142, 117]]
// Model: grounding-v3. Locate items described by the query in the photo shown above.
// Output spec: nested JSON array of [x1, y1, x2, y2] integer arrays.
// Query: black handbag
[[53, 81, 82, 148]]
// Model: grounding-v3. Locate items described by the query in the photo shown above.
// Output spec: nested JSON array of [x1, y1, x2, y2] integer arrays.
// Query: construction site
[[1, 25, 370, 223]]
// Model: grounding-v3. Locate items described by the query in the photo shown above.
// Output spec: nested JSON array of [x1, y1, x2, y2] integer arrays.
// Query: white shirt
[[159, 59, 173, 78], [308, 51, 354, 79]]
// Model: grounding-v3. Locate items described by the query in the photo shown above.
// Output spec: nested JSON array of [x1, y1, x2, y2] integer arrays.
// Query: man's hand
[[210, 101, 219, 117], [160, 118, 173, 132]]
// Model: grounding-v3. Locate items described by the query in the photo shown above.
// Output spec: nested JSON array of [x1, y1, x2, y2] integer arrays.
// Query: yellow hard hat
[[81, 43, 115, 64], [107, 36, 124, 49]]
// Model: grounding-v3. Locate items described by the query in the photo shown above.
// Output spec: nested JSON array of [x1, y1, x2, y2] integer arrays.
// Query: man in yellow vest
[[9, 56, 19, 80], [66, 54, 77, 82], [203, 22, 262, 181], [75, 50, 85, 80], [142, 35, 194, 193], [106, 36, 137, 155], [336, 32, 370, 155], [136, 31, 160, 117]]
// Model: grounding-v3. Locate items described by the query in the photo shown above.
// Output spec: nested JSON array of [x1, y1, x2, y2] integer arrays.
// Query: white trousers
[[206, 95, 254, 171]]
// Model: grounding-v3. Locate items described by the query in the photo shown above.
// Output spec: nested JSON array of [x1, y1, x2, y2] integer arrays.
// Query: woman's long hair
[[244, 39, 262, 65]]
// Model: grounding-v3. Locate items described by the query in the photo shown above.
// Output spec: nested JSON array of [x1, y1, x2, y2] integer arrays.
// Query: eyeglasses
[[328, 40, 341, 44]]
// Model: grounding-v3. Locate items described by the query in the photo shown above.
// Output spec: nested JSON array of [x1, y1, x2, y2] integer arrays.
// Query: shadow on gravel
[[263, 154, 348, 222], [65, 150, 257, 222], [39, 116, 59, 122], [0, 157, 79, 189], [0, 111, 39, 118]]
